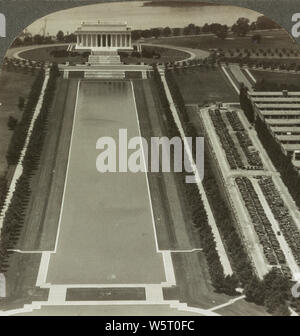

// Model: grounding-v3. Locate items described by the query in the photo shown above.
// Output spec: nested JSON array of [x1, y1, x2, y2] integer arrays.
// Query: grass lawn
[[19, 45, 88, 64], [251, 69, 300, 85], [216, 298, 270, 316], [0, 79, 77, 310], [173, 66, 238, 106], [169, 251, 269, 315], [133, 78, 201, 250], [0, 70, 34, 176], [152, 29, 297, 52], [16, 79, 78, 251], [122, 46, 189, 65], [19, 45, 188, 65]]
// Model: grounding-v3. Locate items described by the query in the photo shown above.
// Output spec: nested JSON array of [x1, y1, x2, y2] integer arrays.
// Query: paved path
[[228, 64, 253, 90]]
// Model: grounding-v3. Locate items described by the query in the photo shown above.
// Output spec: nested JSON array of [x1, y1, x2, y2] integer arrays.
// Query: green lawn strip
[[172, 66, 237, 106], [153, 30, 295, 51], [16, 79, 70, 250], [251, 70, 300, 88]]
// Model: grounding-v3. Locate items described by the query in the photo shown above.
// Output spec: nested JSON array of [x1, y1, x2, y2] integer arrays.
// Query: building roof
[[249, 92, 300, 97], [271, 126, 300, 133], [276, 134, 300, 141], [260, 110, 300, 115], [252, 97, 300, 103], [266, 118, 300, 125], [282, 144, 300, 151], [76, 21, 131, 33], [257, 103, 300, 109]]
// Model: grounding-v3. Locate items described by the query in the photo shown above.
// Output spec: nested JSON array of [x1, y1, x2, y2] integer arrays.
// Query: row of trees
[[6, 69, 45, 165], [11, 31, 76, 48], [0, 64, 59, 273], [166, 67, 293, 314], [0, 177, 8, 216], [10, 15, 280, 49], [221, 58, 300, 74], [224, 47, 299, 57], [131, 15, 280, 41]]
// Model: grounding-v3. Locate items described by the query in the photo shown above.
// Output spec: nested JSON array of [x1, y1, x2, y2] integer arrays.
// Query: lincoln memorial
[[75, 21, 133, 51]]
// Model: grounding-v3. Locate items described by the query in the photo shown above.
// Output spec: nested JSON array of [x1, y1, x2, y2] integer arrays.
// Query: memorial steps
[[88, 51, 122, 65], [84, 51, 125, 79], [84, 70, 125, 79]]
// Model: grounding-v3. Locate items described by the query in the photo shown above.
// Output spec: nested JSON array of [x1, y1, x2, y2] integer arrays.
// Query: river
[[26, 1, 260, 35]]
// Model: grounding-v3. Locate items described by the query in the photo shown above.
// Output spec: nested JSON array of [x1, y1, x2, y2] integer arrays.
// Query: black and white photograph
[[0, 0, 300, 317]]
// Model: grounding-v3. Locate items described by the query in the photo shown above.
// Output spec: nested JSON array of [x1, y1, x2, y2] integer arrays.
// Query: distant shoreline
[[143, 1, 221, 8]]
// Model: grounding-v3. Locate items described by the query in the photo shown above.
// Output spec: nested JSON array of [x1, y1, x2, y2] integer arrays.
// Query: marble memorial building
[[75, 21, 132, 51]]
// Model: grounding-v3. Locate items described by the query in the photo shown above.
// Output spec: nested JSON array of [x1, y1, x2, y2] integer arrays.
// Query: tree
[[172, 27, 180, 36], [7, 116, 18, 131], [202, 23, 210, 33], [131, 30, 142, 41], [150, 28, 161, 39], [252, 34, 262, 44], [11, 37, 22, 47], [244, 275, 266, 305], [232, 17, 250, 36], [163, 26, 172, 37], [56, 30, 64, 42], [64, 33, 76, 43], [183, 23, 196, 35], [141, 29, 151, 38], [256, 16, 280, 30], [18, 96, 25, 110], [194, 26, 201, 35], [23, 35, 33, 45], [214, 25, 228, 39], [33, 34, 44, 45]]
